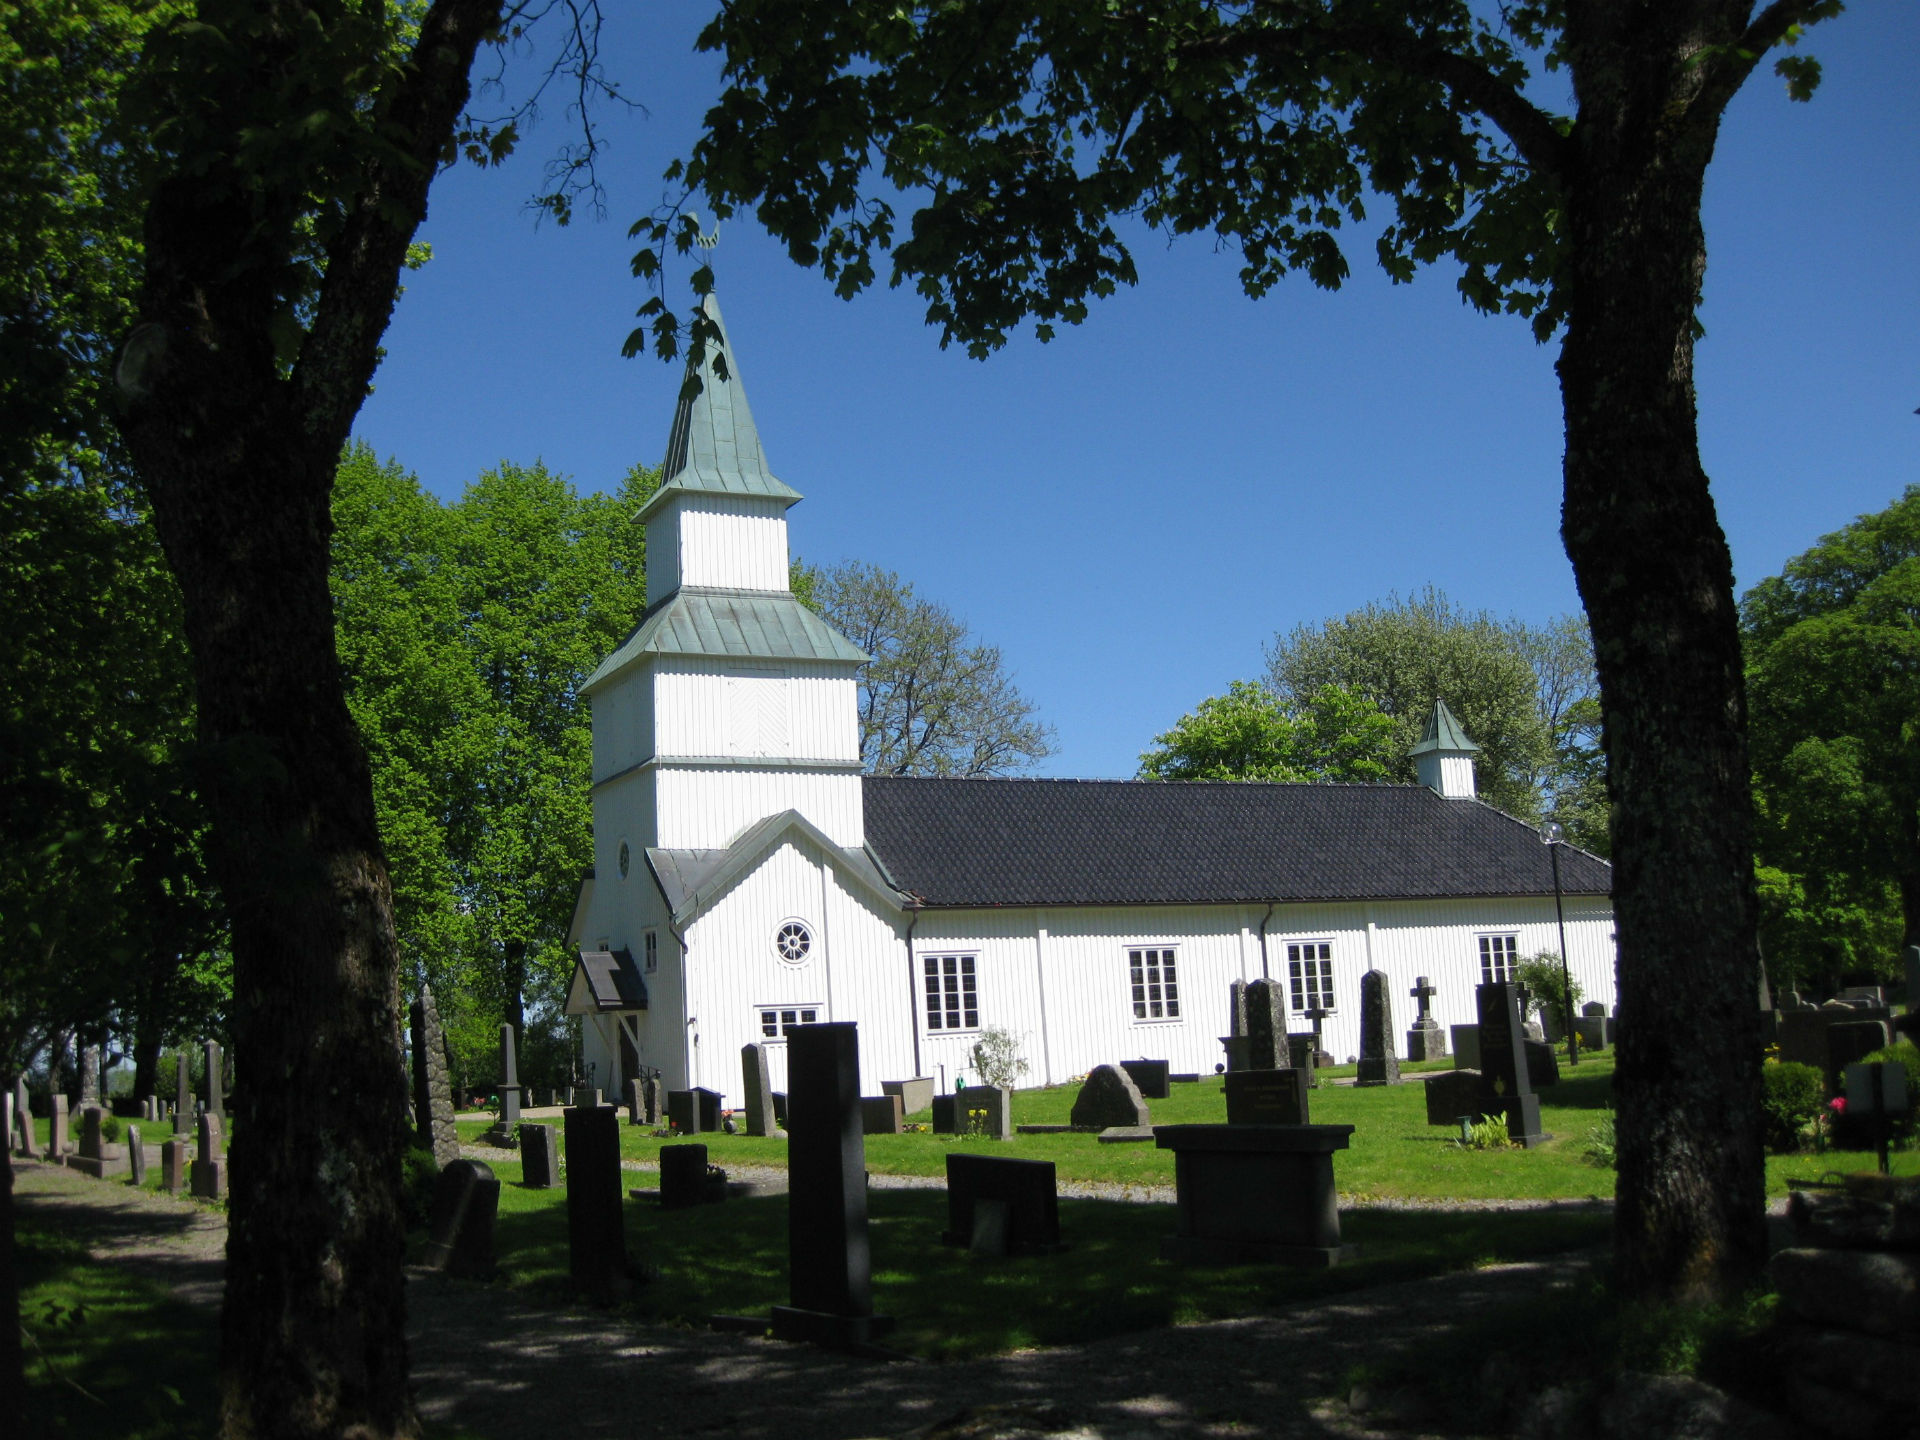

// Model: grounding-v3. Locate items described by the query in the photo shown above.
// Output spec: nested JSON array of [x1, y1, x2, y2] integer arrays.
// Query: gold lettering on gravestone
[[1493, 1076, 1506, 1096]]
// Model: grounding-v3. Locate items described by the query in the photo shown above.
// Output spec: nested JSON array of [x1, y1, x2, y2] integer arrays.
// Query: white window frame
[[755, 1003, 821, 1041], [1287, 941, 1337, 1014], [1479, 934, 1519, 984], [1127, 945, 1182, 1022], [922, 953, 981, 1033]]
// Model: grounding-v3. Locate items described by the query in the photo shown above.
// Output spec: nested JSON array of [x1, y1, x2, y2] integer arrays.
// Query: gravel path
[[16, 1157, 1611, 1439]]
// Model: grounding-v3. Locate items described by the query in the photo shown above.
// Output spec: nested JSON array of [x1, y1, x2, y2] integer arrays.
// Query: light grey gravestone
[[1222, 979, 1250, 1072], [160, 1137, 187, 1193], [409, 985, 460, 1168], [127, 1125, 146, 1185], [204, 1040, 225, 1119], [80, 1045, 102, 1106], [1405, 976, 1447, 1062], [2, 1085, 10, 1159], [626, 1077, 646, 1126], [173, 1049, 193, 1135], [1355, 970, 1401, 1086], [741, 1044, 777, 1136], [482, 1023, 524, 1146], [14, 1078, 32, 1154], [68, 1105, 128, 1179], [47, 1094, 70, 1159], [519, 1122, 560, 1189], [1244, 978, 1289, 1071], [973, 1085, 1014, 1141], [1069, 1065, 1151, 1129], [880, 1076, 935, 1117], [641, 1075, 662, 1126], [190, 1112, 226, 1199], [422, 1159, 500, 1278], [1285, 1033, 1320, 1087]]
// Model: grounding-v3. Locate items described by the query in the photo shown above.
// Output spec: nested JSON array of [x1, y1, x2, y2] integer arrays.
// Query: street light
[[1541, 821, 1579, 1066]]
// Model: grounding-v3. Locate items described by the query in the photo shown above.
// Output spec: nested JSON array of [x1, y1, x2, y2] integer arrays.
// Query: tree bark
[[1558, 7, 1768, 1301]]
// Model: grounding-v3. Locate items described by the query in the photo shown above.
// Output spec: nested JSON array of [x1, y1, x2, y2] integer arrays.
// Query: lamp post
[[1542, 821, 1579, 1066]]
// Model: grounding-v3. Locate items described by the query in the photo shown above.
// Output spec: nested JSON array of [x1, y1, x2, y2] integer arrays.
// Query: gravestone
[[930, 1094, 958, 1135], [204, 1040, 225, 1119], [9, 1078, 27, 1157], [1355, 969, 1400, 1086], [1424, 1069, 1489, 1127], [80, 1045, 102, 1106], [742, 1045, 777, 1136], [1451, 1024, 1482, 1072], [1224, 1067, 1310, 1125], [1285, 1034, 1320, 1087], [1525, 1038, 1561, 1088], [127, 1125, 146, 1185], [879, 1076, 934, 1117], [1120, 1060, 1172, 1100], [1474, 982, 1547, 1147], [626, 1076, 646, 1126], [1155, 1123, 1356, 1266], [659, 1143, 724, 1208], [1827, 1021, 1892, 1093], [421, 1159, 499, 1278], [67, 1105, 128, 1179], [773, 1022, 892, 1345], [47, 1094, 69, 1160], [2, 1084, 12, 1158], [1223, 980, 1250, 1072], [173, 1050, 193, 1135], [1069, 1065, 1150, 1129], [667, 1087, 723, 1134], [191, 1113, 226, 1199], [941, 1154, 1065, 1256], [564, 1103, 627, 1301], [482, 1024, 524, 1146], [1405, 976, 1447, 1062], [409, 986, 460, 1168], [160, 1137, 187, 1193], [962, 1084, 1014, 1141], [1244, 978, 1288, 1071], [860, 1094, 904, 1135], [519, 1122, 559, 1188]]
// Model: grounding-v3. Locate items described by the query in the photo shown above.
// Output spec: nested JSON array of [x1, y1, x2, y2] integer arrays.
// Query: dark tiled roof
[[577, 948, 648, 1011], [862, 777, 1611, 908]]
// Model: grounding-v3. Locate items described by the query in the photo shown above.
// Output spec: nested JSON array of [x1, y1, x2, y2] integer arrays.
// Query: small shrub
[[968, 1026, 1030, 1090], [399, 1144, 440, 1229], [1761, 1060, 1824, 1152], [97, 1114, 122, 1143], [1454, 1111, 1514, 1150], [1584, 1112, 1616, 1169]]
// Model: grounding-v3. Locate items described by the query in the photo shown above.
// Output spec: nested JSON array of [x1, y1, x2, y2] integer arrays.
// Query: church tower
[[581, 297, 868, 863], [1408, 698, 1479, 800]]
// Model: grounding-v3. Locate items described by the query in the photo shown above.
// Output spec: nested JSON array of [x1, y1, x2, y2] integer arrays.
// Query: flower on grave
[[1829, 1096, 1847, 1115]]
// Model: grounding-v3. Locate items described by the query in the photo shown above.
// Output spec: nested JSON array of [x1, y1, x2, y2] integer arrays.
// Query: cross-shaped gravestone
[[1410, 976, 1437, 1020], [1405, 975, 1447, 1062]]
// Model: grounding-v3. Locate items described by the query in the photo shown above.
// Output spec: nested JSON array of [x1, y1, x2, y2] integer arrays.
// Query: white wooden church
[[566, 299, 1615, 1104]]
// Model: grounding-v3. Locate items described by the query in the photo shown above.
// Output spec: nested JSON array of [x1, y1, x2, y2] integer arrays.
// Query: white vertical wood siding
[[654, 765, 863, 848], [664, 495, 790, 591], [653, 662, 858, 763], [589, 671, 653, 781]]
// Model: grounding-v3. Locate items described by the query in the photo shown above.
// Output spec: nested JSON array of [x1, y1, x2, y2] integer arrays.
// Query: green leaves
[[1137, 680, 1396, 783]]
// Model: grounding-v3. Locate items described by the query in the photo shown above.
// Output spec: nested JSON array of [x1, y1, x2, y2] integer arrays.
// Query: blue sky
[[354, 5, 1919, 780]]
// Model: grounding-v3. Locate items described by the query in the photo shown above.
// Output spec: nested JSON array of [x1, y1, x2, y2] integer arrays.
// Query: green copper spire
[[1407, 698, 1480, 756], [638, 294, 802, 522]]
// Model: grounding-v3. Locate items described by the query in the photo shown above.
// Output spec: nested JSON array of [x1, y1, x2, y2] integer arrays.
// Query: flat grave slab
[[1154, 1123, 1357, 1268]]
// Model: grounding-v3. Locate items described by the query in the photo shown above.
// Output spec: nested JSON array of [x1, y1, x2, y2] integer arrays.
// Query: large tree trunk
[[1558, 11, 1767, 1302]]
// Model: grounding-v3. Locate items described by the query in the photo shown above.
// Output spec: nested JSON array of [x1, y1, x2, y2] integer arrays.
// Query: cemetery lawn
[[458, 1055, 1920, 1201]]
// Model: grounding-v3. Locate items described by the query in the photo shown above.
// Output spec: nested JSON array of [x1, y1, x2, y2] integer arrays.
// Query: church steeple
[[1408, 699, 1480, 799]]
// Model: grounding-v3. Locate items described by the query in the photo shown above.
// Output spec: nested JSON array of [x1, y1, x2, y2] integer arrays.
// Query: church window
[[774, 919, 813, 965], [1128, 947, 1180, 1020], [1288, 941, 1336, 1013], [643, 931, 658, 973], [1479, 934, 1519, 983], [758, 1005, 820, 1039], [923, 954, 979, 1032]]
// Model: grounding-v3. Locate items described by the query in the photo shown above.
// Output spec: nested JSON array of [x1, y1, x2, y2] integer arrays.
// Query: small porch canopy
[[566, 947, 648, 1016]]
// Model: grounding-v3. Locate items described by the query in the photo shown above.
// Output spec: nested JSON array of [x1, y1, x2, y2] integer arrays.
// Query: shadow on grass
[[477, 1183, 1612, 1361], [1542, 1062, 1618, 1112]]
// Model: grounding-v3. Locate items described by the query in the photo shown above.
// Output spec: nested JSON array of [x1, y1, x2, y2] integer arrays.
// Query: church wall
[[654, 764, 862, 849], [591, 769, 656, 882], [654, 661, 859, 763], [590, 670, 653, 781], [671, 495, 790, 590]]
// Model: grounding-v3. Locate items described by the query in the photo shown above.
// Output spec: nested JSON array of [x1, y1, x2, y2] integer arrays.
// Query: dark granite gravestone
[[67, 1105, 128, 1179], [1452, 1024, 1482, 1072], [422, 1159, 499, 1277], [482, 1024, 524, 1146], [941, 1154, 1065, 1256], [1285, 1034, 1320, 1087], [665, 1089, 702, 1135], [564, 1103, 628, 1301], [1406, 976, 1447, 1061], [1474, 982, 1547, 1147], [660, 1142, 726, 1208], [174, 1050, 193, 1135], [1069, 1065, 1151, 1129], [410, 986, 460, 1168], [1120, 1060, 1172, 1100], [881, 1077, 935, 1116], [1424, 1069, 1489, 1127], [1355, 970, 1400, 1086], [965, 1085, 1013, 1140], [931, 1094, 958, 1134], [190, 1113, 226, 1199], [161, 1137, 187, 1193], [1224, 1067, 1310, 1125], [1245, 978, 1289, 1071], [742, 1045, 777, 1136], [773, 1022, 892, 1345], [46, 1094, 69, 1159], [1155, 1124, 1356, 1266], [519, 1122, 560, 1188], [204, 1040, 225, 1119], [127, 1125, 146, 1185], [1827, 1021, 1892, 1093], [860, 1094, 904, 1135], [1524, 1038, 1561, 1088], [80, 1045, 102, 1107]]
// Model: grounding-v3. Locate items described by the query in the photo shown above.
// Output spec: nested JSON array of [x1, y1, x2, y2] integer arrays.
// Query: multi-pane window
[[923, 954, 980, 1032], [1288, 941, 1336, 1013], [1129, 947, 1180, 1020], [1479, 934, 1519, 983], [758, 1004, 820, 1039], [643, 930, 658, 974]]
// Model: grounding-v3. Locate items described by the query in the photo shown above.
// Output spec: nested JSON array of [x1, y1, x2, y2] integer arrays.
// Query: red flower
[[1829, 1096, 1847, 1114]]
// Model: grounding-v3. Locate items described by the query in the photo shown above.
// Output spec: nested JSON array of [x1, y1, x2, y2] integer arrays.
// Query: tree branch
[[1689, 0, 1830, 126]]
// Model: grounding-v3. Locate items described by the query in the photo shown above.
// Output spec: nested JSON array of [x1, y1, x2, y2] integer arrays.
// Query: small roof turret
[[1409, 699, 1479, 799], [1408, 699, 1480, 757], [639, 293, 802, 523]]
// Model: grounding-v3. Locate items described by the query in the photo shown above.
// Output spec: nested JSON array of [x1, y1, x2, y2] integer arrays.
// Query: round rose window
[[775, 919, 812, 965]]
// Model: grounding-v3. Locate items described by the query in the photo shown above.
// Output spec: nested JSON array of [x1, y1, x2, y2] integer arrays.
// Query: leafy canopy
[[1138, 680, 1395, 783]]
